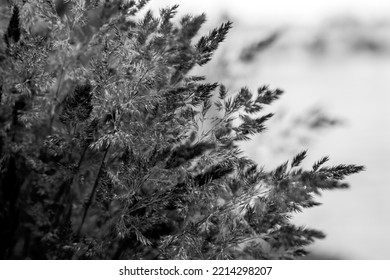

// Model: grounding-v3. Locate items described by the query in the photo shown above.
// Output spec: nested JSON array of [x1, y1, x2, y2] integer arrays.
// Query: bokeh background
[[147, 0, 390, 259]]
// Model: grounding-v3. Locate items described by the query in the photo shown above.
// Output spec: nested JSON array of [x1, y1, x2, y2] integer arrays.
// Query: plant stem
[[77, 143, 110, 235]]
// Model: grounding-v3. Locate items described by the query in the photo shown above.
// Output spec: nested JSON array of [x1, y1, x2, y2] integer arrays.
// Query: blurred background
[[147, 0, 390, 259]]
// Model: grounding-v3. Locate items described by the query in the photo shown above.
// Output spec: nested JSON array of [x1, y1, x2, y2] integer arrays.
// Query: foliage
[[0, 0, 364, 260]]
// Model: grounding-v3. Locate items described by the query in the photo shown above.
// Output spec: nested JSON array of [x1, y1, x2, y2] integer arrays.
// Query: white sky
[[147, 0, 390, 25]]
